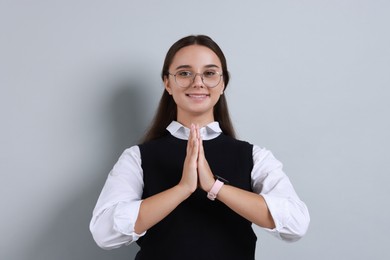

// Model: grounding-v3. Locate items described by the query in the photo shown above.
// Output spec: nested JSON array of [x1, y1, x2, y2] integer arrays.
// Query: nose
[[192, 73, 204, 88]]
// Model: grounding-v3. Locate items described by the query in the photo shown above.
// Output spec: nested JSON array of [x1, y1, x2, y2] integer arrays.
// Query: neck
[[176, 112, 214, 129]]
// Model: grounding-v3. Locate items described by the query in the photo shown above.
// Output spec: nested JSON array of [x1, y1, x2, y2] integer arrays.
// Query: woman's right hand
[[178, 123, 199, 194]]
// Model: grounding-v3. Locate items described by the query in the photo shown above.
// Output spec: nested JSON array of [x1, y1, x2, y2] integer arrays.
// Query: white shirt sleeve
[[251, 145, 310, 242], [89, 146, 146, 249]]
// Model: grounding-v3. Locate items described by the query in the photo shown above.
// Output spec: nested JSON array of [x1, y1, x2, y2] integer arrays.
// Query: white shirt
[[90, 121, 310, 249]]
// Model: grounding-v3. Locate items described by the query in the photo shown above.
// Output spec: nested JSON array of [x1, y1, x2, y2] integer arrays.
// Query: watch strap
[[207, 179, 224, 201]]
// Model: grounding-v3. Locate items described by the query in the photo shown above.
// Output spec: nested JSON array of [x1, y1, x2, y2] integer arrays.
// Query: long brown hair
[[141, 35, 236, 143]]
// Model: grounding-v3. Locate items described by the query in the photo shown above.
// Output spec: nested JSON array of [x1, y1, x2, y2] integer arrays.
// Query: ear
[[164, 76, 172, 95]]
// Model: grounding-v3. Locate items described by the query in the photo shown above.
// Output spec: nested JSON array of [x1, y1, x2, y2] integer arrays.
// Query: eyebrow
[[175, 64, 221, 70]]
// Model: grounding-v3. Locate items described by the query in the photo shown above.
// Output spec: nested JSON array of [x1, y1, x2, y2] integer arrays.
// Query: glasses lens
[[203, 71, 221, 88], [175, 71, 192, 87]]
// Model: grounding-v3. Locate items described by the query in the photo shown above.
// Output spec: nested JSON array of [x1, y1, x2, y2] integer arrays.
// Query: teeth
[[188, 94, 208, 97]]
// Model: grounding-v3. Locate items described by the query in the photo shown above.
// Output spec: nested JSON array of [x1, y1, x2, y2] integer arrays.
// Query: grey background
[[1, 0, 389, 259]]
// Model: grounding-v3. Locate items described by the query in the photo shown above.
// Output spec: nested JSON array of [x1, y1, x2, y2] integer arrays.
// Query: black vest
[[136, 132, 257, 260]]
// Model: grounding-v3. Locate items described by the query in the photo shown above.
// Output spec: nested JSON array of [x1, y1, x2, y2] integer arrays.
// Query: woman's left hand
[[196, 125, 216, 192]]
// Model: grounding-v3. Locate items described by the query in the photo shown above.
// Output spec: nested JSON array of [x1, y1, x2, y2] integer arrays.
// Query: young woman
[[90, 35, 310, 260]]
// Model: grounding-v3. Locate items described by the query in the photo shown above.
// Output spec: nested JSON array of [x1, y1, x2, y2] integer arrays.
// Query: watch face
[[215, 175, 229, 184]]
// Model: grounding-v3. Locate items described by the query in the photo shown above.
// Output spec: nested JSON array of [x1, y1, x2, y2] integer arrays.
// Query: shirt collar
[[166, 121, 222, 140]]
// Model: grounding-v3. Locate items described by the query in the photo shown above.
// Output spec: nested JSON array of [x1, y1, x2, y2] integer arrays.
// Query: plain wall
[[1, 0, 389, 259]]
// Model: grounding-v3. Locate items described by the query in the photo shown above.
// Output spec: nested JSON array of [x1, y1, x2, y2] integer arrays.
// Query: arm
[[134, 123, 199, 234], [133, 185, 191, 234], [91, 125, 200, 249], [251, 145, 310, 241], [197, 134, 275, 229], [215, 185, 275, 229], [89, 146, 145, 249], [197, 137, 309, 241]]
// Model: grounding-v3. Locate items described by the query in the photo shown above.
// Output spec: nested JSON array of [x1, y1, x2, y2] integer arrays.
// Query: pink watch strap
[[207, 179, 224, 201]]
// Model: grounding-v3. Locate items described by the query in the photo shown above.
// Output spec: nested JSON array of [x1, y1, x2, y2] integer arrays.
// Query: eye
[[203, 70, 218, 78], [177, 71, 193, 78]]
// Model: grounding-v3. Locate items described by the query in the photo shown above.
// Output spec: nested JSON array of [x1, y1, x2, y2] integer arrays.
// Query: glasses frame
[[168, 71, 223, 88]]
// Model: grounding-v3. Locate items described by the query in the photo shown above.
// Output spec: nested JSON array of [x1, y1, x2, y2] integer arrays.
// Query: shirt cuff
[[260, 193, 290, 237], [114, 200, 146, 242]]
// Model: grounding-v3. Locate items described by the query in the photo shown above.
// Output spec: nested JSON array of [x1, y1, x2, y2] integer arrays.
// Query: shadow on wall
[[19, 79, 152, 260]]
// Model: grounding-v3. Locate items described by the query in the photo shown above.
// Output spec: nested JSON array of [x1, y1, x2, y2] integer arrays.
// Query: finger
[[195, 124, 201, 152], [189, 124, 198, 160], [192, 124, 199, 156], [197, 126, 205, 158], [191, 123, 197, 148], [186, 123, 195, 153]]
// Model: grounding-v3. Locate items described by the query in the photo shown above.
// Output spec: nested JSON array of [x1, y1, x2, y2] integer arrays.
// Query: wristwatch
[[207, 175, 229, 201]]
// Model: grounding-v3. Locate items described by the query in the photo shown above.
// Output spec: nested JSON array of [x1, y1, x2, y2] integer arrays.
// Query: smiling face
[[164, 45, 225, 126]]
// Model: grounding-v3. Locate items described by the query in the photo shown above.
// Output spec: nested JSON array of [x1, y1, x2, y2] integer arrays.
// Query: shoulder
[[217, 134, 253, 150], [138, 133, 186, 159], [108, 145, 143, 176], [138, 131, 179, 147], [138, 132, 172, 148], [207, 135, 253, 162], [222, 138, 283, 169], [115, 145, 141, 165], [252, 144, 283, 171]]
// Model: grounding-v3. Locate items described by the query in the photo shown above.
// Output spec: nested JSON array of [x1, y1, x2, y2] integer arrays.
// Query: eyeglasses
[[168, 70, 223, 88]]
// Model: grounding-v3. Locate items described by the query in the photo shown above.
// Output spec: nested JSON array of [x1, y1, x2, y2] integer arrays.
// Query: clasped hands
[[179, 123, 216, 194]]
